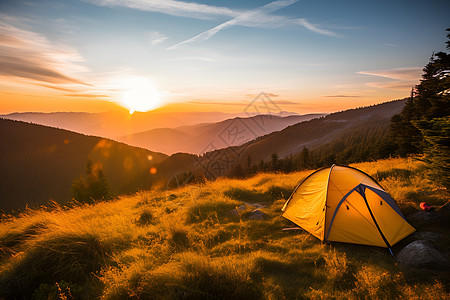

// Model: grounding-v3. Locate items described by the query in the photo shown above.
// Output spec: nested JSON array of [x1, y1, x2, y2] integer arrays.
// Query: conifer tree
[[71, 160, 110, 203]]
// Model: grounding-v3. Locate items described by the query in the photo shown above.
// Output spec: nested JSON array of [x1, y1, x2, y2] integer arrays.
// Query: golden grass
[[0, 157, 448, 299]]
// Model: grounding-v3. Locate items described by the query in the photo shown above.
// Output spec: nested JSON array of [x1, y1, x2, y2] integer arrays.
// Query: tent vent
[[346, 205, 349, 210], [316, 222, 319, 225], [380, 201, 383, 205]]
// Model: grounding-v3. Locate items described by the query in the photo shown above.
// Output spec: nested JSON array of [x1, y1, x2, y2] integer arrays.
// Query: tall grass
[[0, 157, 448, 299]]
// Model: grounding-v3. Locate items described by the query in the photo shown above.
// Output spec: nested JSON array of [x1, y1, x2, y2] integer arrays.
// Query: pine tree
[[416, 117, 450, 189], [71, 160, 110, 203], [390, 28, 449, 188], [271, 153, 279, 171]]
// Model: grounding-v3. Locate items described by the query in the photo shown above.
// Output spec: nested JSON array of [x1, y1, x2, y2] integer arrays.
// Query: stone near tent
[[410, 231, 443, 242], [408, 210, 441, 225], [396, 240, 449, 270], [248, 209, 268, 220], [229, 205, 247, 216]]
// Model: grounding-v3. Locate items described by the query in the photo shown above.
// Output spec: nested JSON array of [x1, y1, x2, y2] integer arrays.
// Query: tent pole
[[388, 248, 394, 256]]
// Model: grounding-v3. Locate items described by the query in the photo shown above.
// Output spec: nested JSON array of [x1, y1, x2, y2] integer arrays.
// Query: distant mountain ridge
[[192, 99, 406, 179], [0, 110, 305, 140], [119, 114, 324, 155]]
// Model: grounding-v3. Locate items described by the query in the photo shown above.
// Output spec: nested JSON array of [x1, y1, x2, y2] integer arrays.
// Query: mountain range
[[0, 110, 301, 141], [0, 99, 405, 212], [195, 99, 406, 178], [118, 114, 324, 155]]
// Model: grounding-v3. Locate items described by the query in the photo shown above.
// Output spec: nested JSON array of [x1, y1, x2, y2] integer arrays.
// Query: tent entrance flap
[[356, 185, 392, 250]]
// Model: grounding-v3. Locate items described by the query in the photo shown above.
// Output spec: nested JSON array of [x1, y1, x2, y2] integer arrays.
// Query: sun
[[120, 77, 163, 114]]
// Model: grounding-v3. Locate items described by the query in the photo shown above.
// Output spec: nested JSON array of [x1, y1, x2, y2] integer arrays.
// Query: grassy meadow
[[0, 157, 448, 299]]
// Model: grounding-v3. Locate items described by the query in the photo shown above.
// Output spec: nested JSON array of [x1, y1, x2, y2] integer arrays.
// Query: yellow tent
[[282, 165, 415, 254]]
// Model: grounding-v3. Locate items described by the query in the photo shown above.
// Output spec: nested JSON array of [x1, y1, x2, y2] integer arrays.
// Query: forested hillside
[[0, 119, 167, 212], [191, 99, 406, 179]]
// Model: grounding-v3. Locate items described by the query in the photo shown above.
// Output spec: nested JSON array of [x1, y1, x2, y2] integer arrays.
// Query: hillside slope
[[241, 100, 405, 158], [0, 119, 167, 212], [195, 100, 406, 178], [0, 157, 447, 299]]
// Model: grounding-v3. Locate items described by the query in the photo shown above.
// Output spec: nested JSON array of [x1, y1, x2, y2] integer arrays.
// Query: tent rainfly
[[281, 165, 415, 254]]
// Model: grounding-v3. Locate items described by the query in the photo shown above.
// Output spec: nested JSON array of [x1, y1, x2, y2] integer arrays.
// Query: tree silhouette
[[71, 160, 110, 203], [390, 28, 449, 188]]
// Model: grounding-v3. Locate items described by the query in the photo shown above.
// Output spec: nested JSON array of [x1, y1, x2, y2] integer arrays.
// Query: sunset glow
[[120, 77, 164, 114], [0, 0, 448, 115]]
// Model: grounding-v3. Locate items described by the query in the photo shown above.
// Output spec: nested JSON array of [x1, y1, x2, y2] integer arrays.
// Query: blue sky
[[0, 0, 448, 113]]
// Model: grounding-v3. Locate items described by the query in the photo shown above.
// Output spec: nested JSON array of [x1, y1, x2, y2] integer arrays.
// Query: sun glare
[[120, 77, 163, 114]]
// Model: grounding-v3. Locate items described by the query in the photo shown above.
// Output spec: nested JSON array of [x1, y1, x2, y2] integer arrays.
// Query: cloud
[[36, 84, 77, 92], [65, 93, 110, 98], [187, 101, 246, 106], [0, 20, 89, 86], [86, 1, 337, 49], [164, 56, 217, 63], [365, 81, 416, 90], [358, 67, 422, 81], [246, 93, 279, 98], [323, 95, 361, 98], [297, 18, 340, 37], [148, 31, 168, 45], [358, 67, 423, 90], [85, 0, 240, 19], [168, 0, 300, 49], [381, 43, 399, 47]]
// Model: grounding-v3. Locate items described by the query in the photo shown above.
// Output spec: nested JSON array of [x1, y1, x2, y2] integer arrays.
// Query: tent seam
[[323, 164, 335, 241]]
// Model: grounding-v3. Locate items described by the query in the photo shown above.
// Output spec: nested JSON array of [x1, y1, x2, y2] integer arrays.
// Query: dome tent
[[281, 165, 415, 254]]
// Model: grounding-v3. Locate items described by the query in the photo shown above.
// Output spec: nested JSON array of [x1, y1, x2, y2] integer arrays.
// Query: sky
[[0, 0, 449, 115]]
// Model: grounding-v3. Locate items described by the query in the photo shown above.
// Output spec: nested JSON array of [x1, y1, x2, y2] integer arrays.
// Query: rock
[[396, 240, 449, 270], [247, 209, 268, 220], [407, 210, 441, 225], [243, 202, 268, 209], [229, 205, 247, 216], [410, 231, 443, 242]]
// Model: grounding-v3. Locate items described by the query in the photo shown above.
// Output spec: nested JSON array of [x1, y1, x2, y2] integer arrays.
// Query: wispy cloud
[[164, 56, 217, 63], [0, 20, 89, 86], [323, 95, 361, 98], [246, 93, 279, 98], [168, 0, 300, 49], [86, 1, 338, 49], [297, 18, 340, 37], [381, 43, 399, 47], [65, 93, 110, 98], [36, 84, 77, 92], [148, 31, 168, 45], [358, 67, 422, 81], [85, 0, 240, 19], [358, 67, 422, 90]]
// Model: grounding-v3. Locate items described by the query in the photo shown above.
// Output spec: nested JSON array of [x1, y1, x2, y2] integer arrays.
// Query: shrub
[[0, 233, 106, 299], [136, 210, 153, 226], [169, 229, 190, 251], [185, 199, 240, 224], [373, 168, 413, 181]]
